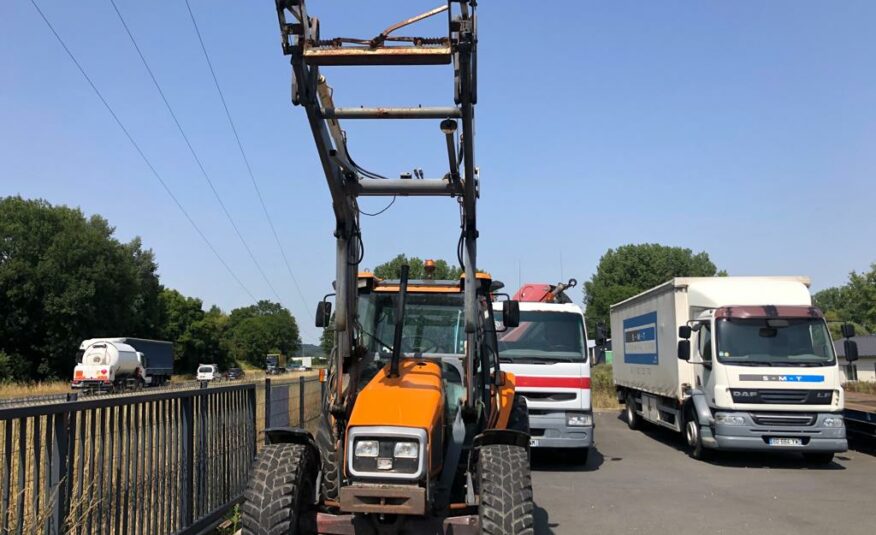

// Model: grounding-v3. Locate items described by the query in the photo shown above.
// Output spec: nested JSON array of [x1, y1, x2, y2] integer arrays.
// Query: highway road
[[531, 412, 876, 535]]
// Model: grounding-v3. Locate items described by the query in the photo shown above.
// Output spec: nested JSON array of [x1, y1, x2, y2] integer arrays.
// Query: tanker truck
[[72, 337, 173, 393]]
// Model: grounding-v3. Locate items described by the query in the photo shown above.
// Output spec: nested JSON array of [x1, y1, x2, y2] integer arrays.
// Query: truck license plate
[[529, 439, 539, 447], [768, 437, 803, 447]]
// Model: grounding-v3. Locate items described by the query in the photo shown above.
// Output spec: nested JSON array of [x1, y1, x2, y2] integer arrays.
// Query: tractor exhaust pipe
[[389, 264, 410, 377]]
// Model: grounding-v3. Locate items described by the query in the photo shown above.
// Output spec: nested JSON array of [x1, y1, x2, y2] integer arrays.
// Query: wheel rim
[[627, 402, 634, 423], [686, 420, 698, 447]]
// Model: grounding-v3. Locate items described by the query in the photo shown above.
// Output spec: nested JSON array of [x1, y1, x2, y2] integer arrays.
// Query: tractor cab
[[353, 271, 502, 425]]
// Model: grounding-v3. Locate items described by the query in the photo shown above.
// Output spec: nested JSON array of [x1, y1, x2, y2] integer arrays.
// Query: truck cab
[[493, 292, 593, 457], [682, 305, 845, 458]]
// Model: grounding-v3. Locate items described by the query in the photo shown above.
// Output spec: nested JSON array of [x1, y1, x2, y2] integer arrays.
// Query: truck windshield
[[359, 292, 466, 356], [716, 318, 836, 366], [497, 311, 586, 362]]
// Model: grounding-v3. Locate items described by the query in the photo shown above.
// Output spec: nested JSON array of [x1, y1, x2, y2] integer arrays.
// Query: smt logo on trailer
[[623, 311, 658, 365]]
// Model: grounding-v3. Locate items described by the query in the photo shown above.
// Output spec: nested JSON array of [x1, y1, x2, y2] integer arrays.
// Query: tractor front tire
[[478, 444, 534, 535], [315, 417, 339, 501], [241, 443, 317, 535]]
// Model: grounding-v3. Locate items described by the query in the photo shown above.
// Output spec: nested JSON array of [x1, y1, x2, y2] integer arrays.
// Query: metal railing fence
[[0, 383, 256, 535]]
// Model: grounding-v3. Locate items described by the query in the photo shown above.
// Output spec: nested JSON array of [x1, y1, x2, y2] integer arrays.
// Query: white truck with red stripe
[[494, 280, 593, 460]]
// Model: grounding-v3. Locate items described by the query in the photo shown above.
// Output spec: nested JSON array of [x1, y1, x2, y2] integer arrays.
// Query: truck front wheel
[[241, 443, 317, 535], [685, 408, 710, 461]]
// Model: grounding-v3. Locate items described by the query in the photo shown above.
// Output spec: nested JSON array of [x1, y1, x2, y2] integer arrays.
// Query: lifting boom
[[273, 0, 480, 419]]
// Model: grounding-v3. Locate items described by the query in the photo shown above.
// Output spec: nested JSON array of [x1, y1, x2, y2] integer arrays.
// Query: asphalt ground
[[530, 411, 876, 535]]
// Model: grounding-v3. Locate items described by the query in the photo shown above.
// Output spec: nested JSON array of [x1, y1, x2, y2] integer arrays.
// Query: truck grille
[[751, 413, 815, 426], [730, 389, 833, 405]]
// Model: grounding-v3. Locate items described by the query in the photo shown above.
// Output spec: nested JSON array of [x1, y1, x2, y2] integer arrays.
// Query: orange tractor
[[240, 2, 534, 534]]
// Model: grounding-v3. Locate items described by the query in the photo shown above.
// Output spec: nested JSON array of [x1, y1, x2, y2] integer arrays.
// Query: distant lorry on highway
[[610, 276, 850, 463], [265, 353, 286, 375], [72, 338, 173, 393], [495, 279, 593, 461], [287, 356, 313, 371]]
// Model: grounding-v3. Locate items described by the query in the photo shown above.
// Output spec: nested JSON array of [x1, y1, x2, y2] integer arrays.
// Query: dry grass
[[0, 381, 71, 399], [844, 381, 876, 395], [591, 364, 620, 410]]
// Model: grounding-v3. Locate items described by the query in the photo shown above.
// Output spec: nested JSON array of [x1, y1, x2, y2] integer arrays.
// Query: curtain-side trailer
[[611, 277, 848, 463]]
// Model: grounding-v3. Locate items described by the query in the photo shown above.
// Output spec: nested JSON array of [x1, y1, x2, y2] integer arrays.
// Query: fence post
[[47, 395, 74, 534], [264, 378, 272, 441], [299, 376, 305, 427], [181, 395, 195, 527], [248, 385, 257, 457]]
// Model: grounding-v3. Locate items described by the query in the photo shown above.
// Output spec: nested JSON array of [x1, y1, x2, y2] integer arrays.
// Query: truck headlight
[[354, 440, 379, 458], [823, 416, 844, 428], [715, 413, 746, 426], [393, 441, 419, 459], [567, 413, 593, 427]]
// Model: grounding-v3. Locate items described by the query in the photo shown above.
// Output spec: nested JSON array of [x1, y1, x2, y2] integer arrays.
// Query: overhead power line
[[108, 0, 283, 304], [183, 0, 313, 318], [28, 0, 257, 302]]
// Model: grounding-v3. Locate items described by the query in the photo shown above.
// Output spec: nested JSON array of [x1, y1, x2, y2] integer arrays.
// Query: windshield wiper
[[723, 360, 774, 367]]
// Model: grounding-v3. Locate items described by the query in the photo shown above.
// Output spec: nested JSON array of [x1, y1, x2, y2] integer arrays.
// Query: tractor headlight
[[347, 427, 427, 480], [393, 441, 419, 459], [354, 440, 379, 458]]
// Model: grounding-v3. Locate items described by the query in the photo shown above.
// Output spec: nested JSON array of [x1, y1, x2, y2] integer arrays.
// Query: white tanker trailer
[[72, 337, 173, 393]]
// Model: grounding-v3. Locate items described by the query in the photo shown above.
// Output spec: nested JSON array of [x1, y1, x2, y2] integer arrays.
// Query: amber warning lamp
[[424, 259, 436, 279]]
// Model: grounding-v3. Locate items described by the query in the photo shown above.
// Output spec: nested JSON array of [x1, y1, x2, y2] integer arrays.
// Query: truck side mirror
[[502, 300, 520, 328], [679, 325, 692, 340], [844, 340, 859, 363], [596, 322, 607, 347], [841, 323, 856, 339], [315, 301, 332, 328], [678, 340, 691, 361]]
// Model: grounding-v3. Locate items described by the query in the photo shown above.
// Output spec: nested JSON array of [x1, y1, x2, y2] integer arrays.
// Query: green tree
[[225, 300, 301, 367], [320, 314, 335, 357], [0, 196, 162, 380], [372, 254, 463, 280], [178, 305, 231, 370], [814, 263, 876, 335], [583, 243, 722, 335]]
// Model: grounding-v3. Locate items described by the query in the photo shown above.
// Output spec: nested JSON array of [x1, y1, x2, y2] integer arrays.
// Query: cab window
[[698, 323, 712, 361]]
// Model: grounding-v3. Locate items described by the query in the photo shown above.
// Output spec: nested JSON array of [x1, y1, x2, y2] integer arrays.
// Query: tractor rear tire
[[241, 443, 317, 535], [315, 417, 339, 501], [478, 444, 534, 535]]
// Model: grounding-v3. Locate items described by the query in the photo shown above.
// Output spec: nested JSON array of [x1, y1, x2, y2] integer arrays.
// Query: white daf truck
[[495, 280, 593, 461], [611, 276, 847, 463]]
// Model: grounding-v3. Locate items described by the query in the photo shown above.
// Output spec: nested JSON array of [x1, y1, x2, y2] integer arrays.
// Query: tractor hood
[[348, 360, 444, 431]]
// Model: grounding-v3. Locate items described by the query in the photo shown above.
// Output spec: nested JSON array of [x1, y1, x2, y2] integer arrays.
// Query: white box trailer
[[611, 277, 847, 463]]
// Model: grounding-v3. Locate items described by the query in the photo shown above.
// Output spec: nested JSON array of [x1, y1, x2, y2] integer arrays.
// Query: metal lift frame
[[274, 0, 480, 453]]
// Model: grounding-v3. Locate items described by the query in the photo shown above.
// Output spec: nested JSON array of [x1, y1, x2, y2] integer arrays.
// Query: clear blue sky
[[3, 1, 875, 343]]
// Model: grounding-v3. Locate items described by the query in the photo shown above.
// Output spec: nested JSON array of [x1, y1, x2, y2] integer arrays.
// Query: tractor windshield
[[359, 292, 466, 357]]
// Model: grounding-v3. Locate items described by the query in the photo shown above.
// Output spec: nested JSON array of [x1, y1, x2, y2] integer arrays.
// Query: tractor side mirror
[[502, 300, 520, 328], [844, 340, 859, 363], [679, 325, 692, 340], [841, 323, 856, 339], [678, 340, 691, 361], [596, 322, 608, 347], [315, 301, 332, 328]]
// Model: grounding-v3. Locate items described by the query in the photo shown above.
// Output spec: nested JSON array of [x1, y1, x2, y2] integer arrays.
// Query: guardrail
[[0, 383, 256, 535]]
